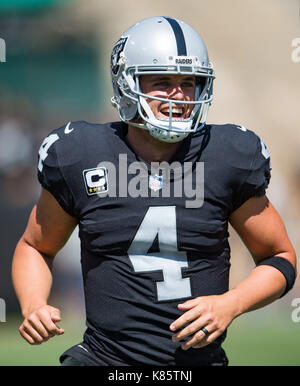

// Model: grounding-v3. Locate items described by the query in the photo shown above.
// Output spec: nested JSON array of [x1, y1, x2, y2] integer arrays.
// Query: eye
[[181, 81, 195, 88], [153, 81, 170, 87]]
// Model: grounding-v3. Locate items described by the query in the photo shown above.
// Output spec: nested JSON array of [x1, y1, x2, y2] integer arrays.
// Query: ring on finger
[[200, 327, 209, 336]]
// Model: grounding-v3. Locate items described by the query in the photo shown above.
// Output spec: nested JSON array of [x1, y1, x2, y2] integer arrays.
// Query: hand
[[169, 293, 238, 350], [19, 305, 64, 345]]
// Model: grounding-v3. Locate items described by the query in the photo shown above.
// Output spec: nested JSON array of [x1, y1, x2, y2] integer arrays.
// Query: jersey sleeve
[[231, 134, 271, 212], [37, 129, 75, 216]]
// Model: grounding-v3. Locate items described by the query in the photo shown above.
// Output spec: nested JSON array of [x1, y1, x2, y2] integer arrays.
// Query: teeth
[[161, 108, 183, 114]]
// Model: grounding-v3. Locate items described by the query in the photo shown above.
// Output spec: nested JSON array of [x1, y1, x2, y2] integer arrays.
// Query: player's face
[[139, 75, 196, 120]]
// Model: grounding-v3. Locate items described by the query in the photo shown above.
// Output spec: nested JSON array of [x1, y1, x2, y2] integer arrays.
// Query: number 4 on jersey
[[128, 206, 192, 302], [38, 134, 59, 172]]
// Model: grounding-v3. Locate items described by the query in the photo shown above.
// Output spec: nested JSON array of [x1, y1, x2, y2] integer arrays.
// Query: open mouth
[[160, 107, 186, 119]]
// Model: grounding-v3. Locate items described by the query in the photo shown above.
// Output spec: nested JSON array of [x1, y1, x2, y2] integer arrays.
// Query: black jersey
[[37, 121, 271, 366]]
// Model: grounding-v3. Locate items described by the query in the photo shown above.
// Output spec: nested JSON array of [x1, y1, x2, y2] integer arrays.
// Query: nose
[[168, 83, 185, 101]]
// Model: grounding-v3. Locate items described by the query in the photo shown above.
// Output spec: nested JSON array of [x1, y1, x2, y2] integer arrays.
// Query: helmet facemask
[[112, 66, 214, 143]]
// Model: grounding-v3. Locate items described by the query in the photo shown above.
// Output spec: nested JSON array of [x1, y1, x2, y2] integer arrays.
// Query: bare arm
[[12, 188, 78, 344], [170, 195, 297, 350], [226, 195, 297, 313]]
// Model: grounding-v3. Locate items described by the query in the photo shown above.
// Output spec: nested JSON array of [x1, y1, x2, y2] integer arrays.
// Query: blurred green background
[[0, 0, 299, 366], [1, 307, 300, 366]]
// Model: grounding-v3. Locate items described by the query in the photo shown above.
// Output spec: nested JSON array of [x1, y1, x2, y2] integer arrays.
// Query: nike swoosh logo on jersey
[[77, 344, 89, 353], [64, 122, 74, 134]]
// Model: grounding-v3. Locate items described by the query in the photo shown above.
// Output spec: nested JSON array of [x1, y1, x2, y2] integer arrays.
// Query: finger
[[51, 322, 64, 335], [170, 308, 200, 332], [27, 314, 52, 339], [21, 322, 46, 344], [181, 326, 216, 351], [51, 312, 61, 321], [19, 326, 36, 345], [20, 330, 39, 345], [177, 298, 201, 310], [39, 312, 64, 336], [192, 330, 221, 349], [41, 318, 64, 338], [172, 317, 206, 342], [50, 312, 64, 334]]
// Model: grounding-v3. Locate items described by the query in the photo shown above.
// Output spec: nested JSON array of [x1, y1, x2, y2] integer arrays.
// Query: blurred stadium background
[[0, 0, 299, 366]]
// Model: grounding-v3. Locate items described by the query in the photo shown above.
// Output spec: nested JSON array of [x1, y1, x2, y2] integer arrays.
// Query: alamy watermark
[[291, 1, 300, 63], [291, 38, 300, 63], [82, 154, 205, 209], [291, 298, 300, 323], [0, 38, 6, 62], [0, 298, 6, 322]]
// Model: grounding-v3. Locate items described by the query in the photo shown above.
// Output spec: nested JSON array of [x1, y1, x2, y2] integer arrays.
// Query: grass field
[[1, 306, 299, 366]]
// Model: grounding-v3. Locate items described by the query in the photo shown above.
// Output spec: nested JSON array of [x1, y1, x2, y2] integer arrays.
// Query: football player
[[12, 17, 297, 366]]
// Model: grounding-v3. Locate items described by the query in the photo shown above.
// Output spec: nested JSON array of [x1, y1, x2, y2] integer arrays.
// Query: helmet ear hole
[[196, 77, 206, 95], [132, 111, 140, 121]]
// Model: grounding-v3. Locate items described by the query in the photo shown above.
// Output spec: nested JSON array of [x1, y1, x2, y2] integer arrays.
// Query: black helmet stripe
[[163, 17, 187, 56]]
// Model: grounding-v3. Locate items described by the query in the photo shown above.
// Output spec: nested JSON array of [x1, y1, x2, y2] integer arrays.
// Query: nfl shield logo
[[149, 174, 163, 191]]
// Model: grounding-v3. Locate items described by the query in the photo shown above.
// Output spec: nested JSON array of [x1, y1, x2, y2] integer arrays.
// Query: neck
[[126, 125, 182, 164]]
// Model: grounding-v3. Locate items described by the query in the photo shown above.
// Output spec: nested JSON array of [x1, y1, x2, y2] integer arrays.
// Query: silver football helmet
[[110, 16, 215, 143]]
